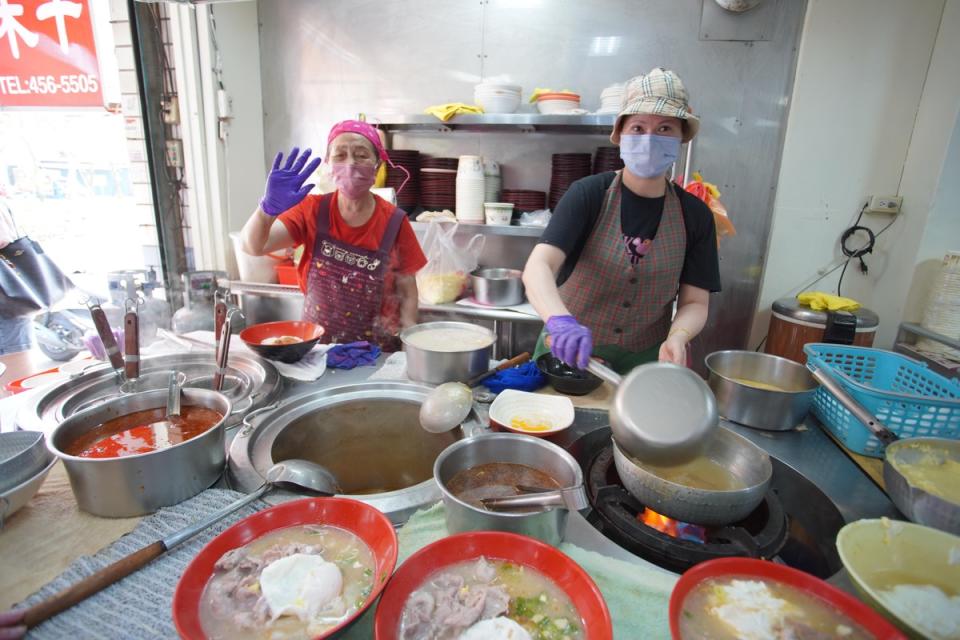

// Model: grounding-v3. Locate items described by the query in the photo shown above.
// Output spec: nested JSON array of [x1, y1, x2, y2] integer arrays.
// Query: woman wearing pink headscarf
[[241, 121, 426, 351]]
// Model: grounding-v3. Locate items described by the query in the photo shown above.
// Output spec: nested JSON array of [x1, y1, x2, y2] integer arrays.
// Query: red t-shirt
[[278, 192, 426, 334]]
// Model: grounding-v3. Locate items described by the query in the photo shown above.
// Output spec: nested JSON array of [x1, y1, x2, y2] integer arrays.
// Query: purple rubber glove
[[259, 147, 323, 216], [546, 315, 593, 370]]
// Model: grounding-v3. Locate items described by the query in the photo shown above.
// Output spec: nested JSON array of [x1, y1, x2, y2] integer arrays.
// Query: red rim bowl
[[373, 531, 612, 640], [669, 557, 907, 640], [173, 497, 398, 640], [239, 321, 325, 363]]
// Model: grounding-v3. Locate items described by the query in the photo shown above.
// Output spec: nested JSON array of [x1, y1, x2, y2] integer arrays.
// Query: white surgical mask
[[620, 134, 681, 178]]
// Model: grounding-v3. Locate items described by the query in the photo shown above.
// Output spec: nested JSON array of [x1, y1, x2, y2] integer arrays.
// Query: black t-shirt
[[539, 172, 721, 292]]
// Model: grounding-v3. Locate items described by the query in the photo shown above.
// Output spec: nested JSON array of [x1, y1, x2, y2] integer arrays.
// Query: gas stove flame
[[639, 508, 707, 543]]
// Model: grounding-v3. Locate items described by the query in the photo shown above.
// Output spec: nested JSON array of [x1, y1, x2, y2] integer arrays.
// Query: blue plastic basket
[[803, 343, 960, 457]]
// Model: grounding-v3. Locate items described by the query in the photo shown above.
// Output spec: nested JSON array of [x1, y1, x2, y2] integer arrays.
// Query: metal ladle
[[419, 353, 531, 433], [586, 358, 718, 466], [19, 459, 341, 629]]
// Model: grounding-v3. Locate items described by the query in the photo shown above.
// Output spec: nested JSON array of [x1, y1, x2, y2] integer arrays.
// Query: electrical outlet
[[866, 195, 902, 215], [165, 140, 184, 168], [161, 97, 179, 125]]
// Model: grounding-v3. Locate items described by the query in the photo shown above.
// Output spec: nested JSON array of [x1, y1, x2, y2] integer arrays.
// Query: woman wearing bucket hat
[[241, 120, 426, 351], [523, 68, 720, 373]]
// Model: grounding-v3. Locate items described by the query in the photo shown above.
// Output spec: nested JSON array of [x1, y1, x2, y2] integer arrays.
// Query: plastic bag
[[416, 222, 485, 304], [683, 172, 736, 247], [518, 209, 552, 227]]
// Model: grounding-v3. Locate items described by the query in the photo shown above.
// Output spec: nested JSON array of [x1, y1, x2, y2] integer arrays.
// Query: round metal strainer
[[0, 431, 47, 493]]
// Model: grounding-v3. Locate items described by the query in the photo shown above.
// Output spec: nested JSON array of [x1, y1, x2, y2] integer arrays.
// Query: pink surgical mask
[[331, 162, 377, 200]]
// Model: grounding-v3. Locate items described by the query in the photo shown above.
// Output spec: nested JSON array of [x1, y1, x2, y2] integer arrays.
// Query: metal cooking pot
[[49, 388, 231, 517], [434, 433, 587, 545], [401, 321, 494, 384], [612, 426, 772, 526], [705, 350, 818, 431], [470, 268, 525, 306], [883, 438, 960, 535]]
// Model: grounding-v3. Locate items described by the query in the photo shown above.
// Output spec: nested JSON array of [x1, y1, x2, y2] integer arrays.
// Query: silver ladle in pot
[[18, 459, 341, 630]]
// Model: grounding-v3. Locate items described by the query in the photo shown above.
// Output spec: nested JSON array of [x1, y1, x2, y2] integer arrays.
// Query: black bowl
[[536, 353, 603, 396], [238, 321, 325, 364]]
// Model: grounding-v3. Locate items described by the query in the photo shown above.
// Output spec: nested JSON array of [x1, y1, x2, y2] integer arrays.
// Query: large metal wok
[[612, 425, 773, 526]]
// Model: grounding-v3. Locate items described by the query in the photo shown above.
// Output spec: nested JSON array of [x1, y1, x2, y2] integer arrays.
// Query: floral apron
[[302, 194, 405, 351]]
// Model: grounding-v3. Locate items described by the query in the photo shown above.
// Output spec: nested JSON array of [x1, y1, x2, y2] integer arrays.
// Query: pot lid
[[772, 297, 879, 328]]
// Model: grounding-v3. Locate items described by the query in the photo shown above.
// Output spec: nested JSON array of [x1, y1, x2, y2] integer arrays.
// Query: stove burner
[[586, 445, 789, 574]]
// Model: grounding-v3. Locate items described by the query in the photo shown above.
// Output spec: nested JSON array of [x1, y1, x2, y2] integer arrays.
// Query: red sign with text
[[0, 0, 103, 107]]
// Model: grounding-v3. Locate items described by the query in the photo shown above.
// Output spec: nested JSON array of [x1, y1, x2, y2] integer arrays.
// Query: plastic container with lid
[[764, 297, 879, 364]]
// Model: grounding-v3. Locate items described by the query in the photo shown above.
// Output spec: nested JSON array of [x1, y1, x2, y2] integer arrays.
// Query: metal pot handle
[[238, 402, 279, 438], [809, 366, 898, 446], [586, 359, 622, 386]]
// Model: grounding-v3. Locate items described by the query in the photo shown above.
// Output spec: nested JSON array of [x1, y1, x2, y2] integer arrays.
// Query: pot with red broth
[[199, 525, 375, 640], [64, 405, 223, 458], [678, 576, 872, 639], [49, 388, 231, 517]]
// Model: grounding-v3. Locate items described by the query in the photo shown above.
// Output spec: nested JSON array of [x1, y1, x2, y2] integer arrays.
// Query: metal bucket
[[400, 321, 493, 384], [706, 350, 818, 431], [49, 388, 231, 517], [434, 433, 586, 545]]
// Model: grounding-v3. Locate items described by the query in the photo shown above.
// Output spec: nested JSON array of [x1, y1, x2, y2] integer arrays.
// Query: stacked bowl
[[597, 83, 625, 114], [0, 431, 57, 526], [536, 91, 581, 114], [419, 156, 458, 210], [455, 155, 486, 223], [483, 160, 501, 203], [593, 146, 624, 174], [474, 83, 522, 114], [501, 189, 547, 213], [549, 153, 592, 209], [385, 149, 420, 210]]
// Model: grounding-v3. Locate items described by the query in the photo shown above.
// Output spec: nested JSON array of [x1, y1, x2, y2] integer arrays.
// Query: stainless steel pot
[[48, 388, 232, 517], [612, 426, 772, 526], [470, 268, 525, 306], [401, 321, 494, 384], [434, 433, 587, 545], [883, 437, 960, 535], [705, 350, 818, 431]]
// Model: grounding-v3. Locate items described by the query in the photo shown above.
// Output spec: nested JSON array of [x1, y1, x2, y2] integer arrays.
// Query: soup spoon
[[17, 459, 341, 630]]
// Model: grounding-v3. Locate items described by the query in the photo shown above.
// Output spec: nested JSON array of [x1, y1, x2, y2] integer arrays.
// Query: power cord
[[836, 203, 897, 296]]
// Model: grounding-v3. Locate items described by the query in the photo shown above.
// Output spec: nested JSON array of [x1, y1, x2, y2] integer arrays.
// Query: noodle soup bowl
[[48, 388, 231, 517], [174, 497, 398, 640], [374, 531, 612, 640], [434, 433, 587, 546]]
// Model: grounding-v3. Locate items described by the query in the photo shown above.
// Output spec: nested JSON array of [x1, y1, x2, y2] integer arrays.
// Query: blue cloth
[[326, 341, 381, 369], [483, 360, 546, 393]]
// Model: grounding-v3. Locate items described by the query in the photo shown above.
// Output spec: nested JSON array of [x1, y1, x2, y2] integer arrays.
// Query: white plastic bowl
[[489, 390, 575, 437], [475, 93, 521, 114], [537, 98, 581, 114]]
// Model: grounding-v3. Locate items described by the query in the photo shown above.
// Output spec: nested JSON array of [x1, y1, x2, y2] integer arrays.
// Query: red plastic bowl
[[373, 531, 612, 640], [669, 558, 907, 640], [239, 320, 325, 363], [173, 497, 398, 640]]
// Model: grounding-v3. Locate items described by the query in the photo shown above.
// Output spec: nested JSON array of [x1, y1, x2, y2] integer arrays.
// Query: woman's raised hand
[[259, 147, 323, 216]]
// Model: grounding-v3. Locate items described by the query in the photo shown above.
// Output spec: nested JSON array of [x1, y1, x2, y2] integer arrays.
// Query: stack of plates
[[919, 251, 960, 358], [385, 149, 420, 210], [456, 155, 486, 223], [593, 146, 624, 174], [549, 153, 592, 209], [501, 189, 547, 213], [420, 157, 458, 210], [597, 83, 625, 115]]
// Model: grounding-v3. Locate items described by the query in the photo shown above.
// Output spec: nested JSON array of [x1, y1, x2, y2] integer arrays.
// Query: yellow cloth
[[423, 103, 484, 122], [373, 162, 387, 188], [797, 291, 861, 312]]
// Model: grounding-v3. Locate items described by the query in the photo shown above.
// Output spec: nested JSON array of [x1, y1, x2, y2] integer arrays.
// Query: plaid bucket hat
[[611, 68, 700, 144]]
